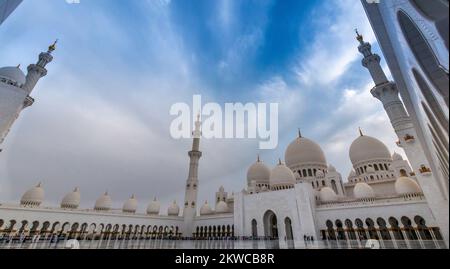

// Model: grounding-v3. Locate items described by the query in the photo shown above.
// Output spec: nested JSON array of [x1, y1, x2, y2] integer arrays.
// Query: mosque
[[0, 32, 448, 249]]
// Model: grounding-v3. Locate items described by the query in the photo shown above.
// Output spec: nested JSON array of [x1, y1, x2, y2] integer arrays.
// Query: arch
[[41, 221, 51, 235], [414, 69, 449, 133], [335, 219, 346, 241], [355, 219, 366, 241], [409, 0, 449, 49], [251, 219, 258, 238], [401, 216, 418, 241], [345, 219, 357, 242], [398, 10, 449, 106], [414, 215, 434, 247], [29, 221, 40, 236], [263, 210, 279, 238], [285, 217, 295, 249], [18, 220, 28, 234], [326, 220, 336, 240], [365, 218, 378, 240]]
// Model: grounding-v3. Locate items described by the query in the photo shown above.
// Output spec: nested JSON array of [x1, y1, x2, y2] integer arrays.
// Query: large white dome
[[395, 177, 422, 195], [61, 187, 80, 209], [247, 157, 270, 186], [215, 201, 229, 214], [146, 198, 160, 215], [200, 201, 213, 215], [285, 136, 327, 168], [167, 201, 180, 216], [349, 134, 391, 165], [270, 161, 296, 188], [94, 192, 112, 211], [123, 195, 138, 213], [353, 182, 375, 199], [0, 66, 26, 86], [319, 187, 338, 202], [21, 182, 45, 207]]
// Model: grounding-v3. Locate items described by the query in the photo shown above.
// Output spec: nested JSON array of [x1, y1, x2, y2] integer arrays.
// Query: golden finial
[[48, 39, 58, 53], [355, 29, 364, 43], [359, 127, 364, 137]]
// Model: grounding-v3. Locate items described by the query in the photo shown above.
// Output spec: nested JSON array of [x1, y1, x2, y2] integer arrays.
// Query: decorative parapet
[[316, 193, 425, 208]]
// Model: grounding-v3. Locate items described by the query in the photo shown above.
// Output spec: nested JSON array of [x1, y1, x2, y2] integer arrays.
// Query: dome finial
[[298, 128, 302, 138], [48, 39, 58, 53], [257, 154, 260, 162], [355, 28, 364, 43], [359, 127, 364, 137]]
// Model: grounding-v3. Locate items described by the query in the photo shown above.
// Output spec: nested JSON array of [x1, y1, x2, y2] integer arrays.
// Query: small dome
[[123, 195, 138, 213], [270, 161, 296, 188], [167, 200, 180, 216], [200, 201, 213, 215], [247, 157, 271, 186], [319, 187, 338, 202], [94, 192, 112, 211], [146, 198, 160, 215], [366, 166, 375, 174], [61, 187, 80, 209], [353, 182, 375, 199], [328, 164, 336, 173], [21, 182, 45, 207], [349, 134, 391, 165], [215, 201, 229, 214], [285, 135, 327, 168], [395, 177, 422, 195], [392, 152, 403, 161], [315, 170, 325, 178], [0, 66, 26, 86]]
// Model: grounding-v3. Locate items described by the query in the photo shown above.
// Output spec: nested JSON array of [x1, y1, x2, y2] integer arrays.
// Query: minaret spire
[[355, 30, 388, 86], [183, 113, 203, 235], [22, 40, 57, 94], [356, 29, 450, 246]]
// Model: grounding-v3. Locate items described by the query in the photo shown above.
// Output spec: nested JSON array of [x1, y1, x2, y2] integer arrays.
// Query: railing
[[0, 237, 445, 249]]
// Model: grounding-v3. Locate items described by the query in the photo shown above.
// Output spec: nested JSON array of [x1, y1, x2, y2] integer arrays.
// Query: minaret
[[356, 30, 449, 246], [0, 41, 56, 149], [183, 113, 202, 236], [22, 40, 57, 94]]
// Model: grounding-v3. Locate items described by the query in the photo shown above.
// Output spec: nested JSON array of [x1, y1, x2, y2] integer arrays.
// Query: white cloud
[[294, 0, 377, 86]]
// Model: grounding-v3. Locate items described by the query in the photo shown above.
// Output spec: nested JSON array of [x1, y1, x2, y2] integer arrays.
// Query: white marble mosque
[[0, 1, 448, 249]]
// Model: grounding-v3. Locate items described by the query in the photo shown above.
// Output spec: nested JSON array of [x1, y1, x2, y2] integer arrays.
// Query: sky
[[0, 0, 404, 213]]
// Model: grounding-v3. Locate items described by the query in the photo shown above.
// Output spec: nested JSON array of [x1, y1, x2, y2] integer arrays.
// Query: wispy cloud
[[0, 0, 401, 210]]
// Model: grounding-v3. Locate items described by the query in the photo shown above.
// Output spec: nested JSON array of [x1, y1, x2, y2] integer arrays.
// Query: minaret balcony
[[418, 165, 432, 176], [404, 134, 415, 143]]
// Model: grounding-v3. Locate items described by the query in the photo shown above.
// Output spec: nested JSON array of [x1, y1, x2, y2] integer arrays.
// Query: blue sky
[[0, 0, 403, 211]]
